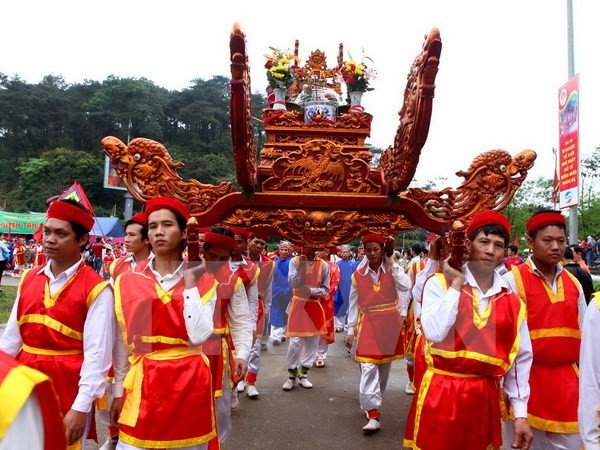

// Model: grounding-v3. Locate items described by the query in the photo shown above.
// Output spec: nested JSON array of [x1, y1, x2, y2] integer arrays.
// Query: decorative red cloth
[[145, 197, 190, 220], [47, 200, 95, 232], [115, 269, 217, 446], [404, 273, 523, 449], [510, 262, 580, 432], [129, 213, 147, 226], [466, 210, 510, 237], [204, 231, 237, 251], [362, 233, 386, 245], [526, 212, 566, 235]]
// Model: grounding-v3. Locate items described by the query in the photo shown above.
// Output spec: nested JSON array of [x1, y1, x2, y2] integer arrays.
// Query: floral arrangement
[[337, 52, 376, 93], [265, 47, 299, 90]]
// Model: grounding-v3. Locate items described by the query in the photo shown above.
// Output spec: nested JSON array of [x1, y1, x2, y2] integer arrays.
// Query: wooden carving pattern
[[405, 149, 536, 223], [230, 25, 257, 191], [222, 208, 415, 247], [102, 27, 537, 250], [379, 28, 442, 194], [262, 139, 378, 192], [101, 136, 235, 214]]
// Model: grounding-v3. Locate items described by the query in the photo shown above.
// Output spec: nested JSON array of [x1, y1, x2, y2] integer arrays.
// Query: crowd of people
[[1, 199, 599, 450]]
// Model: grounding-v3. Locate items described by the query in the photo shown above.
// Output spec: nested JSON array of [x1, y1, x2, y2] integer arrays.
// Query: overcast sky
[[3, 0, 598, 189]]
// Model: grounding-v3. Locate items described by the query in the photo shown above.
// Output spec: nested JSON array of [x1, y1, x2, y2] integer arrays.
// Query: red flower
[[265, 60, 273, 69]]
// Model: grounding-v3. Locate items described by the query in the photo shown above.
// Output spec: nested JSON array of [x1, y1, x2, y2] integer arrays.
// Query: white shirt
[[229, 257, 259, 331], [579, 297, 600, 449], [421, 264, 532, 418], [347, 256, 412, 335], [288, 256, 331, 298], [0, 394, 44, 449], [112, 256, 218, 397], [0, 258, 114, 413]]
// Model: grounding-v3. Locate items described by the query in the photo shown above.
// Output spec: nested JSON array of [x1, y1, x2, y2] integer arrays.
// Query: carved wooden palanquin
[[102, 26, 536, 248]]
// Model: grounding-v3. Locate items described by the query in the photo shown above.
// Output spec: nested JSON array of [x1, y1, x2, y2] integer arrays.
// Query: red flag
[[552, 164, 560, 204], [57, 182, 95, 215], [513, 235, 519, 247], [33, 223, 43, 242]]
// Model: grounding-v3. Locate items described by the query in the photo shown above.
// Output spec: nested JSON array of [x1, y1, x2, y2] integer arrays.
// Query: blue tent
[[90, 217, 125, 238]]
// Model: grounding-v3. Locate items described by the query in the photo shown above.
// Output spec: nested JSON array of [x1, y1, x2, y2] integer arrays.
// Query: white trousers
[[315, 339, 329, 360], [286, 336, 320, 369], [246, 338, 261, 375], [359, 362, 391, 413], [270, 326, 286, 342]]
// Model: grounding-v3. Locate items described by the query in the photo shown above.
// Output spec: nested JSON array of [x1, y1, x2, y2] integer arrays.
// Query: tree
[[15, 147, 121, 214]]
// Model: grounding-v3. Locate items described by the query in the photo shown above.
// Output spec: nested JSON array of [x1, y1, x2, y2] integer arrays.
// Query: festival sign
[[104, 155, 127, 191], [558, 75, 580, 208], [0, 211, 45, 234]]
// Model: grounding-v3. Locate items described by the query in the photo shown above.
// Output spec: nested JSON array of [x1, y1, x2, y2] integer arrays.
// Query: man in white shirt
[[404, 210, 533, 450], [110, 197, 219, 449], [0, 199, 114, 448]]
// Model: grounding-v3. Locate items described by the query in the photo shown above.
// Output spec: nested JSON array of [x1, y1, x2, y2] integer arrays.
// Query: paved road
[[221, 337, 412, 450], [89, 337, 413, 449]]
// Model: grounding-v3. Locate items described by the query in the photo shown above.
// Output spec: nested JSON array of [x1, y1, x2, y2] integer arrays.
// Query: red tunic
[[286, 258, 327, 337], [254, 255, 274, 338], [115, 268, 218, 448], [352, 264, 404, 363], [321, 261, 340, 344], [404, 274, 524, 450], [0, 350, 67, 450], [511, 261, 581, 433], [204, 264, 242, 397], [404, 259, 427, 357], [16, 262, 107, 442]]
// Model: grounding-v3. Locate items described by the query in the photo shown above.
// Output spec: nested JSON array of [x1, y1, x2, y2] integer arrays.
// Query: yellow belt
[[22, 343, 82, 356], [362, 302, 398, 312], [427, 367, 484, 378], [120, 346, 204, 427]]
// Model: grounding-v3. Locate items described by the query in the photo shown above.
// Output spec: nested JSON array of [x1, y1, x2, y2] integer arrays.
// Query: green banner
[[0, 211, 45, 234]]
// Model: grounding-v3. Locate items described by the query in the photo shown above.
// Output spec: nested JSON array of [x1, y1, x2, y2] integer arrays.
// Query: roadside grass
[[0, 286, 17, 323]]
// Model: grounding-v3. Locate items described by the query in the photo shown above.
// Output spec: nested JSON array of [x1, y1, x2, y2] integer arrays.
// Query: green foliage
[[0, 72, 268, 216], [0, 286, 17, 323]]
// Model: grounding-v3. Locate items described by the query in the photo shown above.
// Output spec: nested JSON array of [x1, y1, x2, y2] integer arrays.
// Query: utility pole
[[566, 0, 578, 244]]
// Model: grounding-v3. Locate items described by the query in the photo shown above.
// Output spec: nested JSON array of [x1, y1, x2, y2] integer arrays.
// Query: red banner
[[558, 75, 579, 208]]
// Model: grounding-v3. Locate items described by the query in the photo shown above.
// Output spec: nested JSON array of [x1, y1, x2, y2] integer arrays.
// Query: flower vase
[[272, 88, 287, 110], [349, 91, 363, 106]]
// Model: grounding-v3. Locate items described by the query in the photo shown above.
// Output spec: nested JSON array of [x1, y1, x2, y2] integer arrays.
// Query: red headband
[[526, 212, 566, 235], [198, 227, 210, 233], [362, 233, 386, 245], [204, 231, 237, 251], [466, 210, 511, 237], [129, 212, 147, 226], [145, 197, 190, 221], [47, 201, 95, 232], [228, 226, 250, 239]]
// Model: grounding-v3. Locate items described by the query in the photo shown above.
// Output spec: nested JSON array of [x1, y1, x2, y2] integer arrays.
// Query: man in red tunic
[[283, 247, 330, 390], [344, 234, 412, 433], [0, 199, 114, 448], [109, 213, 151, 281], [200, 226, 253, 449], [314, 247, 340, 367], [237, 231, 274, 398], [404, 210, 533, 450], [110, 197, 219, 449], [503, 210, 586, 449]]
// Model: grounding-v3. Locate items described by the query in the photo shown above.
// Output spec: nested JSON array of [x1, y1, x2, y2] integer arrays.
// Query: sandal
[[315, 359, 325, 368]]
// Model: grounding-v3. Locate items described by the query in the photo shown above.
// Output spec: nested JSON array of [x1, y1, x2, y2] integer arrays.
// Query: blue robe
[[334, 259, 359, 317], [270, 256, 292, 328]]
